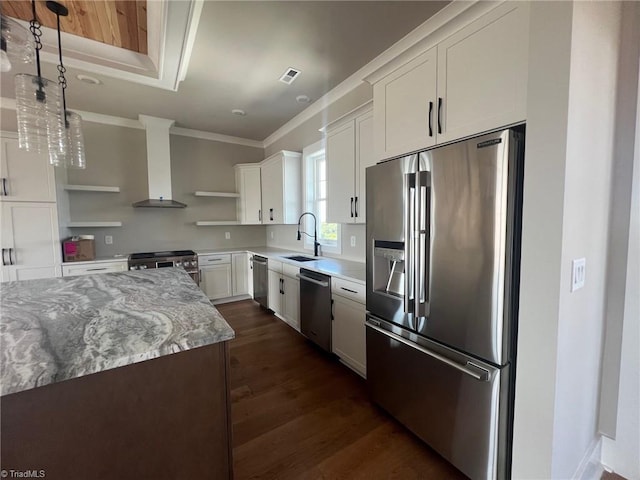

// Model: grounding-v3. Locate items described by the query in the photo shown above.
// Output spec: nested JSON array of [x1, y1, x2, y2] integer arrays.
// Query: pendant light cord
[[54, 10, 68, 124], [29, 0, 44, 97]]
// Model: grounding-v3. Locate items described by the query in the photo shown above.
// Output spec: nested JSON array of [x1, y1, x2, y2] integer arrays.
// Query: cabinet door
[[237, 166, 262, 224], [332, 295, 366, 377], [261, 159, 284, 224], [1, 202, 61, 282], [232, 253, 248, 296], [373, 47, 437, 161], [267, 269, 282, 313], [354, 111, 374, 223], [436, 2, 529, 143], [326, 121, 356, 224], [201, 264, 232, 300], [0, 137, 56, 202], [282, 275, 300, 331]]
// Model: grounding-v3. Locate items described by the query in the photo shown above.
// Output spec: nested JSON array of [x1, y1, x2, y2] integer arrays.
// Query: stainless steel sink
[[286, 255, 316, 262]]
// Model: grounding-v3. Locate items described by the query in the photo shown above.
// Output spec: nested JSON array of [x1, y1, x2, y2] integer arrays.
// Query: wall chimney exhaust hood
[[133, 115, 186, 208]]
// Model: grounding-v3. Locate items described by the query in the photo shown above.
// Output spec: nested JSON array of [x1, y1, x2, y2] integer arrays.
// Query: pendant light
[[1, 15, 34, 72], [47, 0, 85, 169], [14, 0, 66, 165]]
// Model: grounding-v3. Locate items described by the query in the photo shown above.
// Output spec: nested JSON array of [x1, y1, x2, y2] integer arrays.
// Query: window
[[302, 140, 341, 254]]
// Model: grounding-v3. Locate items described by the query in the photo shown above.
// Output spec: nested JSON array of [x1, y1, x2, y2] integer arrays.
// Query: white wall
[[512, 2, 574, 477], [552, 3, 621, 478], [601, 39, 640, 479]]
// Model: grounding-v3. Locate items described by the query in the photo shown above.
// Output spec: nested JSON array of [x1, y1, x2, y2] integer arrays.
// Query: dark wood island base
[[1, 342, 233, 480]]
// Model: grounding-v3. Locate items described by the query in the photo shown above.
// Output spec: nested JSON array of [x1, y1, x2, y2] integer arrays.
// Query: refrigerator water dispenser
[[372, 241, 405, 298]]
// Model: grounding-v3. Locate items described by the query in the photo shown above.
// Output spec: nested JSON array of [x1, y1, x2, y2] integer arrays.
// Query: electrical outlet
[[571, 258, 586, 292], [270, 231, 274, 240], [105, 235, 113, 245], [225, 232, 231, 240], [350, 235, 356, 247]]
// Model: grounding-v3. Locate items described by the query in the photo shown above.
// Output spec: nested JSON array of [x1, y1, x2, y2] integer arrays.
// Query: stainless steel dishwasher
[[252, 255, 268, 308], [297, 268, 332, 352]]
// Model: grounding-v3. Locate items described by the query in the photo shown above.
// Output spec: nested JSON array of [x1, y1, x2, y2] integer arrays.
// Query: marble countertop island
[[0, 268, 235, 396]]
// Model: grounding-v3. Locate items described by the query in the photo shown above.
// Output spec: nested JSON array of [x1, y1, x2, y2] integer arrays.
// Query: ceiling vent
[[279, 67, 301, 85]]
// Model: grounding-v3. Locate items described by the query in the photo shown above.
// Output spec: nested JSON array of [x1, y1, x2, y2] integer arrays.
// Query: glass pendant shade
[[14, 73, 67, 166], [65, 111, 86, 169], [1, 15, 34, 72]]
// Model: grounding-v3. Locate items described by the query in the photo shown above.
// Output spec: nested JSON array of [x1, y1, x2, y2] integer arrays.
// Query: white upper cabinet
[[369, 2, 529, 160], [373, 48, 438, 160], [260, 150, 301, 225], [325, 102, 374, 224], [436, 2, 529, 144], [0, 136, 57, 203], [235, 164, 262, 224]]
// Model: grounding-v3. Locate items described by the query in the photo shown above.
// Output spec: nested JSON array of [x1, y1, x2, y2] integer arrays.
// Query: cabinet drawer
[[268, 258, 283, 273], [282, 263, 299, 278], [199, 254, 231, 265], [62, 261, 127, 277], [332, 277, 365, 304]]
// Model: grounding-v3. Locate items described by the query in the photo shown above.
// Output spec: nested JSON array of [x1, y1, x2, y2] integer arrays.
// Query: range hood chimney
[[133, 115, 186, 208]]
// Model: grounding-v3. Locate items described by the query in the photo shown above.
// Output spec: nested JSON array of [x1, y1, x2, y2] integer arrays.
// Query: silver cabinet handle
[[366, 320, 489, 381], [206, 258, 222, 262], [296, 273, 329, 288], [86, 267, 108, 271]]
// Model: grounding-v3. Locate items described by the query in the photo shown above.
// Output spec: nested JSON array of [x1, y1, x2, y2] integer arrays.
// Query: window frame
[[301, 139, 341, 255]]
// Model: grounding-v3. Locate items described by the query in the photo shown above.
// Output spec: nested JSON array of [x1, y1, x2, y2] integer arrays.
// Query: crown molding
[[170, 127, 263, 149], [0, 97, 262, 148], [262, 0, 489, 149]]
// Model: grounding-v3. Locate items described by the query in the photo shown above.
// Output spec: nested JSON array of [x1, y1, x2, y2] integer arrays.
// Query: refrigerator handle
[[417, 171, 431, 317], [366, 320, 489, 381], [404, 173, 416, 317]]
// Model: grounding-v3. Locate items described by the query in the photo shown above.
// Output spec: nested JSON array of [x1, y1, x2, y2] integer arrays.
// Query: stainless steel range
[[128, 250, 199, 285]]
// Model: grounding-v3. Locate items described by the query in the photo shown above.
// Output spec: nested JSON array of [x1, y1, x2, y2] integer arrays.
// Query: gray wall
[[64, 121, 266, 257]]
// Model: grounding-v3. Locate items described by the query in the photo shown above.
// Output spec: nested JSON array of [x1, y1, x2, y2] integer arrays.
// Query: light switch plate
[[350, 236, 356, 247], [105, 235, 113, 245], [571, 258, 586, 292], [225, 232, 231, 240]]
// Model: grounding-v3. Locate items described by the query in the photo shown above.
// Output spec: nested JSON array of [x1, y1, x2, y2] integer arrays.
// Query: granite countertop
[[0, 268, 234, 397], [196, 247, 366, 284]]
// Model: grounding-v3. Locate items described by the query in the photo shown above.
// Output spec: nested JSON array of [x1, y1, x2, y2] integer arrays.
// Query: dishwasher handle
[[296, 273, 329, 288], [251, 258, 267, 265]]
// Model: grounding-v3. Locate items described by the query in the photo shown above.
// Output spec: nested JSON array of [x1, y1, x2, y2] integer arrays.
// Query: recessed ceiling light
[[76, 74, 101, 85], [279, 67, 301, 85], [296, 95, 311, 104], [231, 109, 246, 116]]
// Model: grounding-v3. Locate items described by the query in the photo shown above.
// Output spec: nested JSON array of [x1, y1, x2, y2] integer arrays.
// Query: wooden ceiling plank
[[136, 1, 147, 55], [3, 0, 147, 54], [114, 1, 134, 52]]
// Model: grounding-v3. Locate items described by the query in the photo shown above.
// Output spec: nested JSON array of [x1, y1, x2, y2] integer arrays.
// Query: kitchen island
[[1, 268, 234, 479]]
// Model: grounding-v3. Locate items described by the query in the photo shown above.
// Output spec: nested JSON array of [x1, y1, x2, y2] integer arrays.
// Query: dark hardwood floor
[[217, 300, 468, 480]]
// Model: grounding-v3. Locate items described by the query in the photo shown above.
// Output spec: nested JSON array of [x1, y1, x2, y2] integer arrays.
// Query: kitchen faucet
[[296, 212, 320, 257]]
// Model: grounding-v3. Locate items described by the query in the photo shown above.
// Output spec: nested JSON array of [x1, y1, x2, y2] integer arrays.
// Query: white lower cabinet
[[332, 278, 366, 377], [232, 253, 249, 296], [200, 254, 233, 300], [1, 202, 61, 282], [62, 260, 127, 277], [267, 259, 299, 331]]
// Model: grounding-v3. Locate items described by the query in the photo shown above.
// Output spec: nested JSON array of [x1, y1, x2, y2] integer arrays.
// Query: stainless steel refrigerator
[[365, 127, 525, 480]]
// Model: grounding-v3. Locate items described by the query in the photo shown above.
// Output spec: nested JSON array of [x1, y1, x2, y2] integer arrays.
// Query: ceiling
[[1, 1, 450, 141], [3, 0, 147, 54]]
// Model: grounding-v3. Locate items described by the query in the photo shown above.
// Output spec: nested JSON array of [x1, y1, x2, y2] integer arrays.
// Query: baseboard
[[211, 294, 252, 305], [574, 436, 604, 480]]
